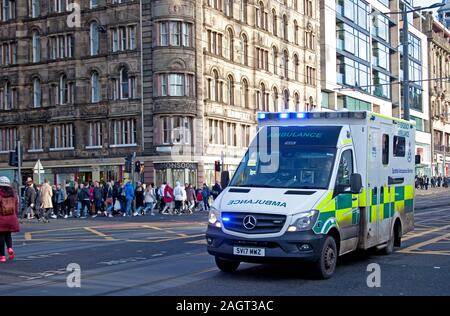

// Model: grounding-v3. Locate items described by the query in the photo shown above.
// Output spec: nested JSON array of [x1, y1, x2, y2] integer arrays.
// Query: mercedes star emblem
[[243, 215, 257, 230]]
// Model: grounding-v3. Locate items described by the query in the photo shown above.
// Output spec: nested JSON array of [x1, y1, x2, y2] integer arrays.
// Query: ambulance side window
[[335, 149, 353, 191], [393, 136, 406, 157], [382, 134, 389, 165]]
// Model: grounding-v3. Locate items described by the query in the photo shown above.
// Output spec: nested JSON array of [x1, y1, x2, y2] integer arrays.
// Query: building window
[[305, 0, 313, 18], [207, 29, 223, 56], [155, 73, 195, 97], [90, 0, 97, 9], [256, 1, 267, 30], [336, 23, 369, 61], [242, 125, 250, 147], [272, 9, 277, 36], [1, 0, 16, 21], [272, 87, 278, 111], [0, 81, 15, 110], [241, 79, 249, 108], [118, 67, 136, 100], [88, 122, 102, 147], [227, 28, 234, 61], [372, 13, 389, 42], [372, 42, 390, 71], [337, 56, 370, 92], [227, 75, 234, 105], [111, 25, 137, 52], [306, 66, 316, 86], [112, 119, 136, 146], [294, 20, 299, 45], [50, 0, 73, 13], [283, 15, 288, 41], [225, 0, 233, 17], [240, 0, 247, 23], [294, 92, 300, 111], [373, 71, 390, 99], [161, 116, 191, 145], [30, 0, 40, 17], [0, 127, 16, 152], [256, 47, 269, 71], [208, 119, 225, 145], [33, 78, 42, 108], [272, 46, 278, 75], [240, 33, 248, 65], [48, 34, 74, 60], [283, 89, 289, 110], [30, 126, 43, 151], [282, 50, 289, 78], [32, 31, 41, 63], [52, 123, 74, 149], [90, 22, 99, 56], [227, 122, 237, 147], [293, 54, 299, 81], [0, 42, 17, 65], [305, 30, 315, 50], [257, 83, 268, 111], [91, 71, 101, 103], [59, 74, 68, 104]]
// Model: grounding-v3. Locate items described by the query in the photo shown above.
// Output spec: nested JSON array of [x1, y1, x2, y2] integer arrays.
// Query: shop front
[[154, 162, 198, 188]]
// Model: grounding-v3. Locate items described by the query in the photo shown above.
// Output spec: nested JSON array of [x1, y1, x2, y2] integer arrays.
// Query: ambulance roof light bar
[[257, 111, 367, 121]]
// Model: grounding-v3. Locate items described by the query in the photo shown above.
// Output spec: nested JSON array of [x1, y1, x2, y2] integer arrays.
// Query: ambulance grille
[[221, 212, 286, 234]]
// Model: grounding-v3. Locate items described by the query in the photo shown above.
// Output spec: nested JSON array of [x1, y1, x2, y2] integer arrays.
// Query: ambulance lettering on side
[[206, 111, 416, 279]]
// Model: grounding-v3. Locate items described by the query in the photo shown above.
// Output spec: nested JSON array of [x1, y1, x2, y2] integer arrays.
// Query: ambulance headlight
[[288, 210, 319, 232], [208, 207, 222, 228]]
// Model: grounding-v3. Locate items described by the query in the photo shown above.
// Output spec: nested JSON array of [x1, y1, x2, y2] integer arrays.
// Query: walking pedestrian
[[124, 181, 135, 217], [104, 182, 114, 217], [186, 184, 196, 213], [77, 183, 90, 218], [211, 181, 222, 200], [134, 182, 144, 216], [93, 181, 103, 218], [202, 184, 211, 211], [40, 179, 53, 223], [196, 189, 204, 211], [143, 184, 156, 215], [24, 178, 36, 220], [158, 182, 166, 212], [54, 185, 66, 218], [162, 182, 174, 215], [66, 184, 77, 218], [173, 181, 186, 214], [0, 177, 20, 263]]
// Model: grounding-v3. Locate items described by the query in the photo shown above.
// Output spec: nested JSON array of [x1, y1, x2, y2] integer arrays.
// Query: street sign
[[33, 160, 44, 173]]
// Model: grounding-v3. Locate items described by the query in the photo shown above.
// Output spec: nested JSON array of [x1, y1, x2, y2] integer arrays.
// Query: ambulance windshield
[[229, 126, 341, 189]]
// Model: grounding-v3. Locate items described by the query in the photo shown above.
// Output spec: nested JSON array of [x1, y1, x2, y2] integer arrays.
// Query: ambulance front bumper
[[206, 226, 326, 263]]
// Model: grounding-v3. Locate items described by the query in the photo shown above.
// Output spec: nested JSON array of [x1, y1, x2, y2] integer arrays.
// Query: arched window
[[31, 0, 40, 17], [283, 90, 289, 110], [241, 33, 248, 65], [227, 28, 234, 61], [227, 75, 234, 105], [294, 20, 299, 45], [294, 0, 298, 11], [257, 1, 265, 29], [282, 50, 289, 78], [212, 70, 219, 102], [293, 54, 299, 80], [272, 9, 277, 36], [240, 0, 247, 23], [272, 46, 278, 75], [272, 87, 278, 112], [90, 21, 99, 56], [283, 14, 288, 41], [294, 92, 300, 111], [59, 74, 68, 105], [32, 30, 40, 63], [241, 78, 249, 108], [91, 71, 101, 103], [259, 83, 267, 111], [120, 67, 129, 99], [33, 78, 41, 108]]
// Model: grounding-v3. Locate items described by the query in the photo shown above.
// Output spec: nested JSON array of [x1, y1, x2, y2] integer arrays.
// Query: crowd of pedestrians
[[21, 176, 224, 222], [415, 175, 449, 190]]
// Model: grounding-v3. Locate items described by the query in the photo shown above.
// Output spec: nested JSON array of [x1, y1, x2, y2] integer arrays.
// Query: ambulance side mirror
[[350, 173, 362, 194]]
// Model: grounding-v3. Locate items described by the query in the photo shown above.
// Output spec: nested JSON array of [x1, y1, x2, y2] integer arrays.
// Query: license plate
[[233, 247, 265, 257]]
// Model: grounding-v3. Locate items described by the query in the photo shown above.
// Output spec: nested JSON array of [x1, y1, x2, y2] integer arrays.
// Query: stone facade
[[422, 12, 450, 176]]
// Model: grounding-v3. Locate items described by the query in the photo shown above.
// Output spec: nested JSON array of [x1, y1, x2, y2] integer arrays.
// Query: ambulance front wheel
[[215, 257, 240, 272], [313, 236, 337, 279]]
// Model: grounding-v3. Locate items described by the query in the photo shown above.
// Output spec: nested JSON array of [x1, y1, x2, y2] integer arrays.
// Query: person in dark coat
[[211, 181, 222, 200], [24, 178, 36, 219], [0, 177, 20, 263]]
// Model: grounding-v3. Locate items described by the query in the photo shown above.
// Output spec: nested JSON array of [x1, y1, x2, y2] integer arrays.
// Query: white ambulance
[[206, 111, 416, 279]]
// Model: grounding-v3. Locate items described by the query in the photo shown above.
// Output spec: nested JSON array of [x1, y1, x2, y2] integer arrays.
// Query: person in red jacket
[[162, 182, 174, 215], [0, 176, 20, 263]]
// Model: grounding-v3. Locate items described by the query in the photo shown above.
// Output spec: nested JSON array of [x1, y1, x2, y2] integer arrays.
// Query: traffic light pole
[[17, 140, 22, 219], [132, 152, 136, 212]]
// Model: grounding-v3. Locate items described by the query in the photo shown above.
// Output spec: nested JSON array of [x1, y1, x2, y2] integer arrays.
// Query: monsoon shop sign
[[227, 199, 287, 208]]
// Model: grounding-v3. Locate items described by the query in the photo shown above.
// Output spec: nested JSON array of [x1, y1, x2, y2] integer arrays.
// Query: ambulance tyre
[[380, 235, 394, 255], [215, 257, 240, 272], [313, 235, 337, 279]]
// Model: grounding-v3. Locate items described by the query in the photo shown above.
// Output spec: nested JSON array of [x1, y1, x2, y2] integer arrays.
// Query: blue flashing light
[[222, 217, 230, 222], [257, 113, 267, 120], [296, 113, 306, 119], [279, 113, 289, 119]]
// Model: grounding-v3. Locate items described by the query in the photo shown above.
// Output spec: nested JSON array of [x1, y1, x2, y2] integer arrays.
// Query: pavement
[[0, 194, 449, 296]]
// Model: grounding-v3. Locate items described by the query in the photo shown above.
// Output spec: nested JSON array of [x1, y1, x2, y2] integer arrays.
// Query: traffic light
[[8, 149, 18, 167], [135, 160, 141, 173], [214, 160, 221, 172], [124, 154, 133, 173]]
